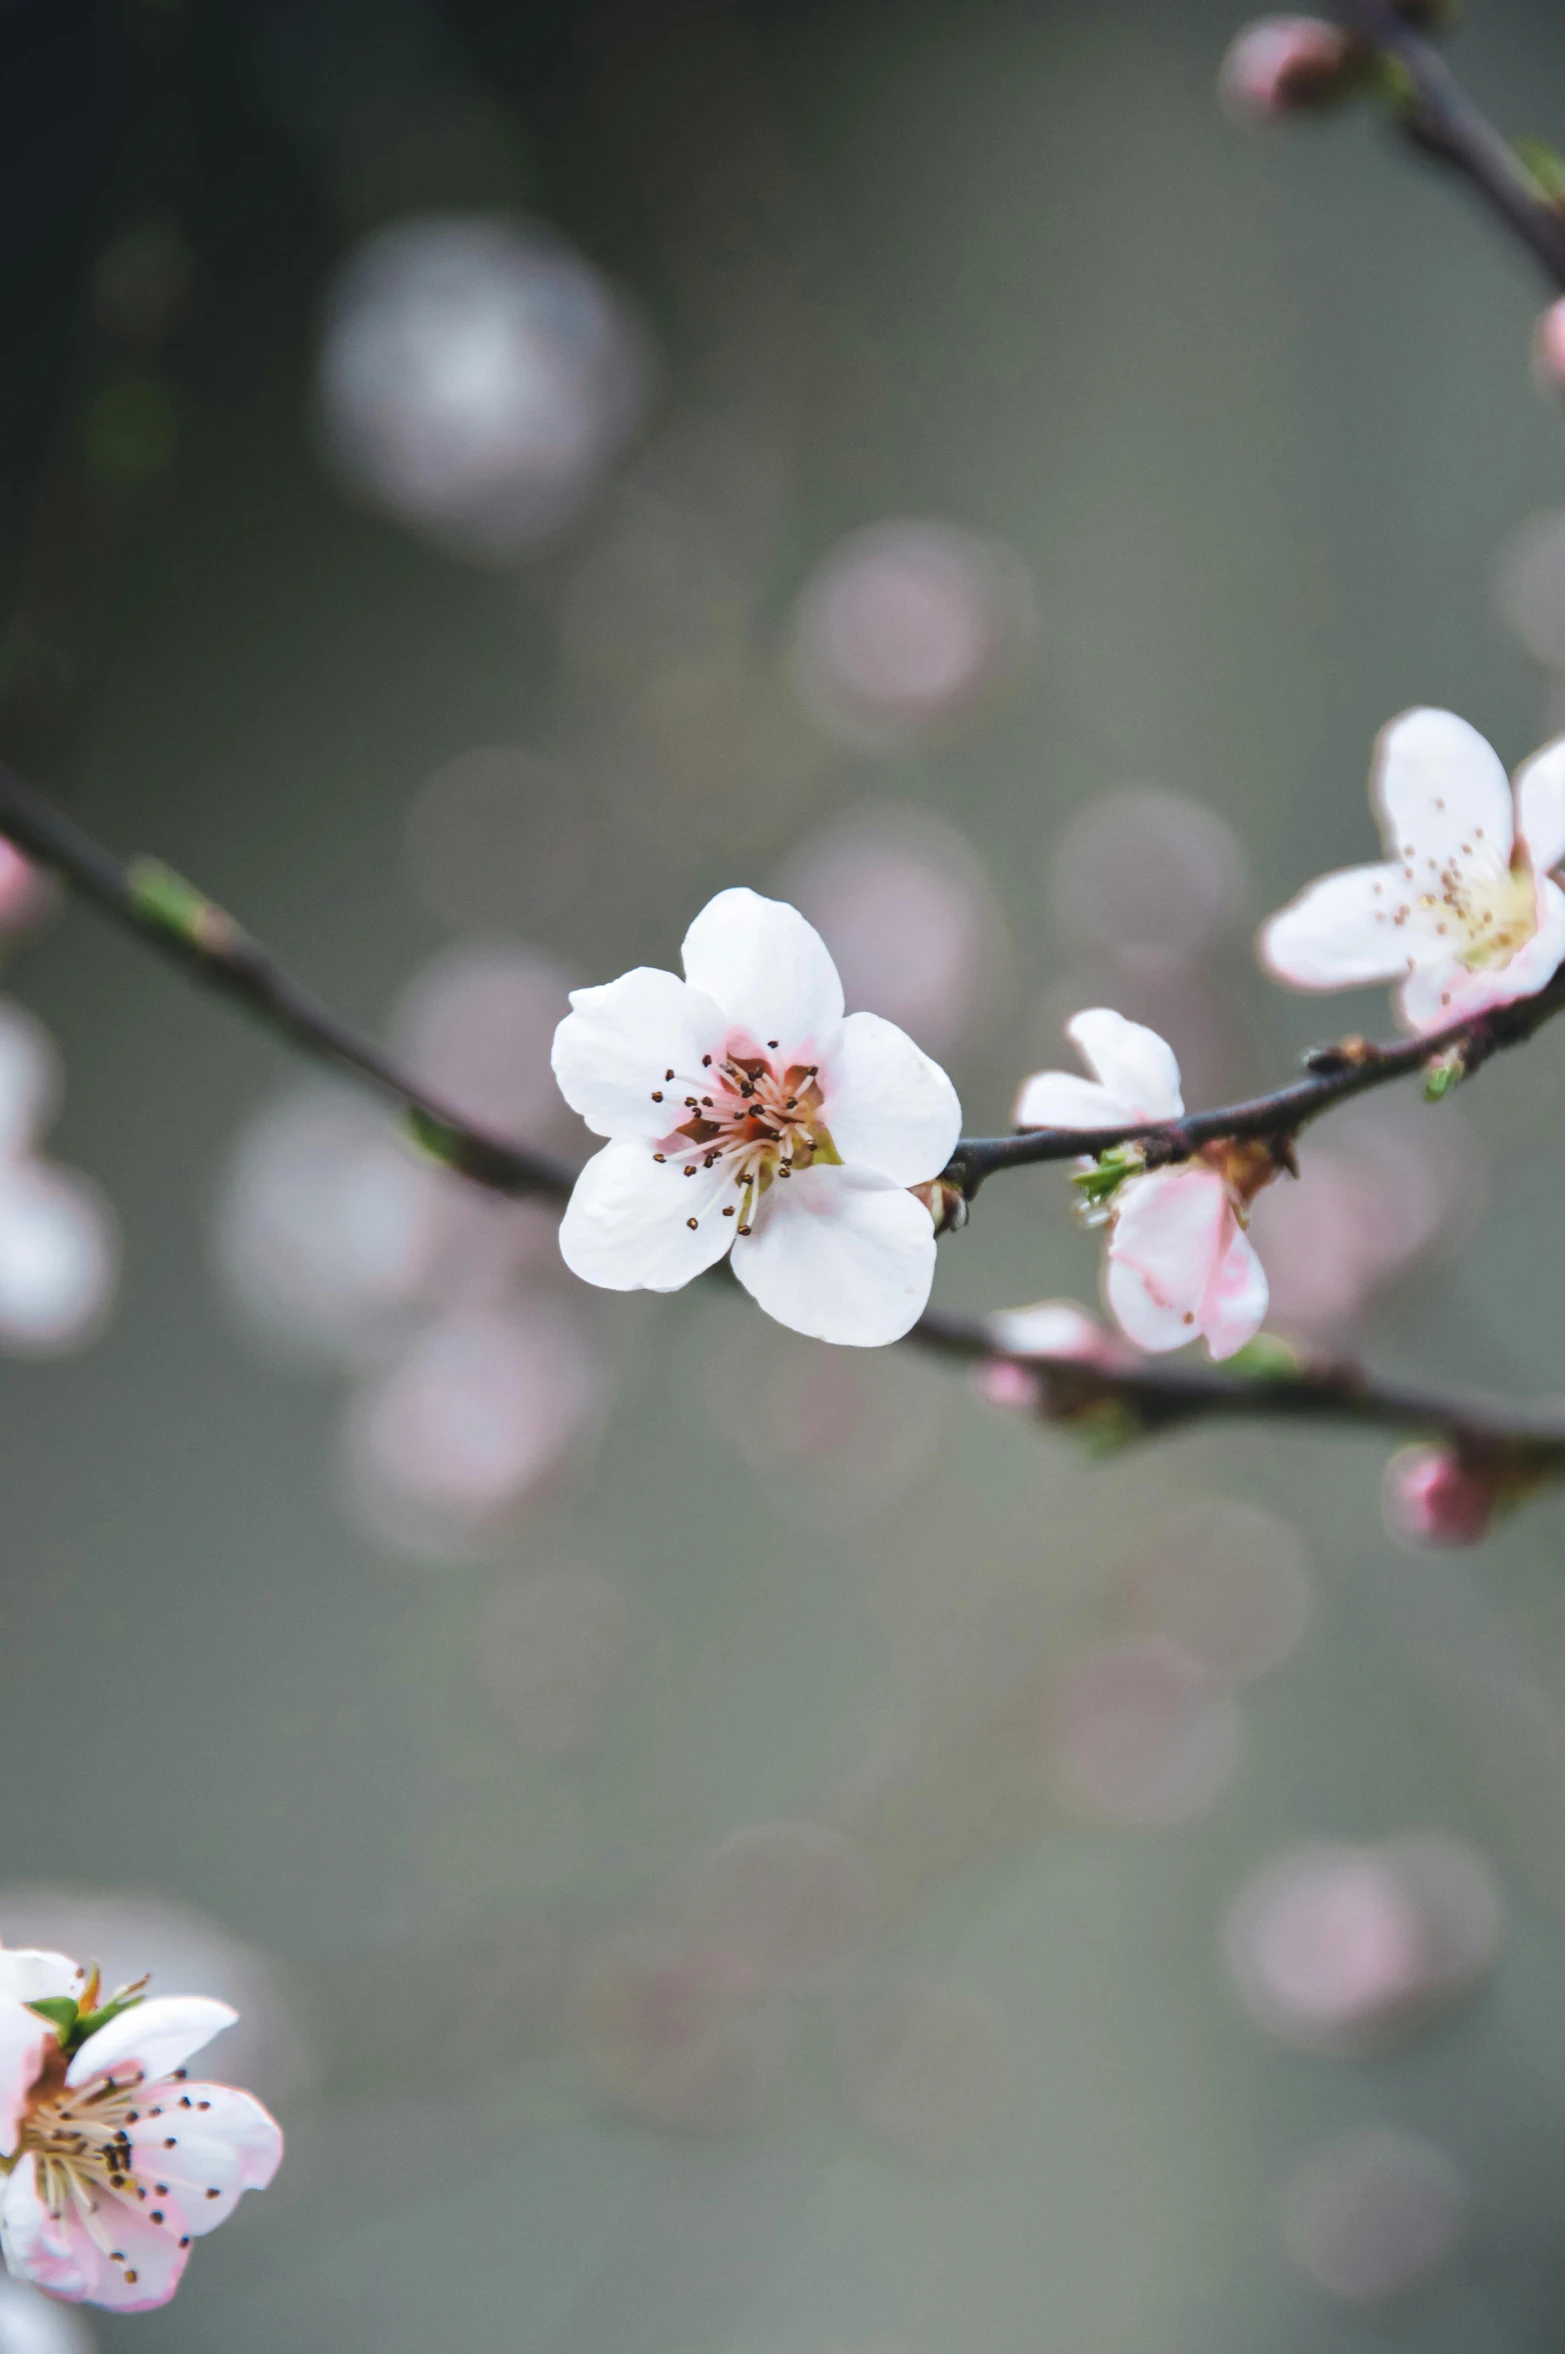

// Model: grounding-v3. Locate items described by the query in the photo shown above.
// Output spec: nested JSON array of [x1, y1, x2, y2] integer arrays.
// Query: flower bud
[[1534, 298, 1565, 401], [1383, 1446, 1497, 1547], [1218, 17, 1362, 123]]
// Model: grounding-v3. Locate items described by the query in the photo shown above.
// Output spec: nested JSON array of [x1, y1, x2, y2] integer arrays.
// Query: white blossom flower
[[552, 887, 962, 1346], [1260, 707, 1565, 1032], [1013, 1009, 1269, 1359], [0, 1948, 281, 2313]]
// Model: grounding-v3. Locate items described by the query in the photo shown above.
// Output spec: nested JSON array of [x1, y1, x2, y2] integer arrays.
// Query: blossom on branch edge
[[1013, 1010, 1270, 1361], [551, 887, 962, 1346], [1260, 707, 1565, 1033], [0, 1945, 281, 2311]]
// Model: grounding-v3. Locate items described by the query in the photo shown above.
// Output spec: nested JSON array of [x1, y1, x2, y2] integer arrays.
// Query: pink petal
[[1198, 1218, 1269, 1360], [1104, 1168, 1229, 1353], [128, 2080, 282, 2234]]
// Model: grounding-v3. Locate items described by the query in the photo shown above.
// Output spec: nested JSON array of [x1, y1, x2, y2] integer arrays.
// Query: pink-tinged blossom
[[1383, 1446, 1501, 1547], [1217, 17, 1360, 122], [552, 887, 962, 1347], [1535, 299, 1565, 402], [1260, 708, 1565, 1033], [0, 1949, 281, 2313], [1013, 1010, 1269, 1360]]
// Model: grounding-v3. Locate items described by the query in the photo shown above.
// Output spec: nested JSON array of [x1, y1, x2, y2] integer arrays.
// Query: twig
[[915, 1307, 1565, 1470], [1333, 0, 1565, 290], [0, 762, 577, 1202], [945, 973, 1565, 1198], [6, 760, 1565, 1475]]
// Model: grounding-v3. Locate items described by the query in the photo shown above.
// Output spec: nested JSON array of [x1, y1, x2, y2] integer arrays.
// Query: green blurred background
[[6, 0, 1565, 2348]]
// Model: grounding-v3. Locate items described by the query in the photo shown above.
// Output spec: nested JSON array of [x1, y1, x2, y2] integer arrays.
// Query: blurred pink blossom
[[1226, 1836, 1503, 2053], [789, 522, 1034, 749], [1218, 17, 1360, 121], [573, 1936, 778, 2132], [686, 1824, 879, 1991], [1279, 2128, 1465, 2303], [1383, 1446, 1500, 1548], [1045, 1637, 1242, 1825]]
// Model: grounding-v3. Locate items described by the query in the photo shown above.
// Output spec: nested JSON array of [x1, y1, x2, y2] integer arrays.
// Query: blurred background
[[5, 0, 1565, 2347]]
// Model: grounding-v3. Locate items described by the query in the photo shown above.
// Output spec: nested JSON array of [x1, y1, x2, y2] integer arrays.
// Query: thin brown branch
[[1332, 0, 1565, 291], [944, 973, 1565, 1199], [5, 760, 1565, 1481]]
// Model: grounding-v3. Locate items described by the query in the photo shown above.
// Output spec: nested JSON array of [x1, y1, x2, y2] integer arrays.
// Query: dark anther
[[686, 1217, 699, 1230], [651, 1090, 663, 1102], [665, 1068, 674, 1080]]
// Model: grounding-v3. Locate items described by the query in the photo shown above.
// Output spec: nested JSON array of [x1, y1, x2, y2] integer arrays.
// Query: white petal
[[821, 1011, 961, 1183], [731, 1165, 936, 1345], [1012, 1073, 1129, 1131], [551, 967, 727, 1141], [1, 2162, 99, 2304], [1198, 1219, 1269, 1360], [1372, 707, 1514, 868], [984, 1299, 1121, 1363], [558, 1136, 736, 1293], [129, 2081, 283, 2234], [1066, 1009, 1184, 1121], [680, 889, 845, 1052], [1104, 1168, 1228, 1354], [0, 1950, 82, 2008], [1398, 877, 1565, 1032], [0, 1952, 80, 2151], [1258, 862, 1420, 988], [67, 1995, 236, 2089], [1515, 732, 1565, 874]]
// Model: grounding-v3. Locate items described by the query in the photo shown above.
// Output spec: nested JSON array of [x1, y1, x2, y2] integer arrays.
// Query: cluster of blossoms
[[0, 1945, 280, 2311], [551, 711, 1565, 1413]]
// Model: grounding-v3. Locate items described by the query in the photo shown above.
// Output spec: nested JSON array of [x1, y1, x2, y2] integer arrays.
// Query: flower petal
[[67, 1995, 237, 2090], [2, 2161, 193, 2311], [551, 967, 727, 1141], [129, 2080, 283, 2235], [731, 1166, 936, 1345], [1, 2161, 97, 2304], [984, 1299, 1124, 1364], [1258, 862, 1419, 988], [1515, 732, 1565, 875], [1012, 1072, 1129, 1131], [821, 1011, 961, 1184], [1104, 1167, 1228, 1354], [1066, 1009, 1184, 1121], [0, 1952, 82, 2153], [1398, 875, 1565, 1031], [680, 889, 845, 1052], [1198, 1219, 1269, 1360], [1372, 707, 1514, 870], [558, 1136, 737, 1293]]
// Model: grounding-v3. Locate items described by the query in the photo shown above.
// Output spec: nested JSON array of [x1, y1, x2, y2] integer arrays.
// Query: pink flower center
[[647, 1042, 836, 1236]]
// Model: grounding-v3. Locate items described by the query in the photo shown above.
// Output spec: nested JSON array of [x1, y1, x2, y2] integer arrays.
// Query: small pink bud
[[1534, 299, 1565, 400], [1383, 1447, 1496, 1548], [1218, 17, 1361, 123], [973, 1358, 1043, 1415]]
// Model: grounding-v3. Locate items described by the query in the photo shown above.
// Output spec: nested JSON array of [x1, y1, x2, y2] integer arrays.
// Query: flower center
[[8, 2056, 192, 2288], [1395, 843, 1539, 972], [648, 1043, 837, 1235]]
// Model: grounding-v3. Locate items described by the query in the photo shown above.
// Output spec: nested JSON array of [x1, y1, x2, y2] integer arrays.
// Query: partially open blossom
[[1535, 299, 1565, 401], [1260, 708, 1565, 1032], [552, 888, 962, 1346], [1383, 1444, 1504, 1547], [0, 1946, 281, 2312], [1217, 17, 1362, 122], [1014, 1010, 1270, 1359]]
